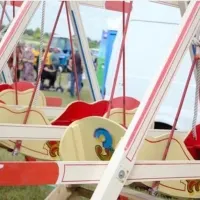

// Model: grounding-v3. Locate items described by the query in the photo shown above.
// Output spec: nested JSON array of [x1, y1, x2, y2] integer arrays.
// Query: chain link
[[192, 41, 200, 139], [33, 1, 45, 106], [192, 58, 200, 139]]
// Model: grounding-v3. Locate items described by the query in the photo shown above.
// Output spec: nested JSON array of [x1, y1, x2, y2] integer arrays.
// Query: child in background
[[7, 44, 22, 81]]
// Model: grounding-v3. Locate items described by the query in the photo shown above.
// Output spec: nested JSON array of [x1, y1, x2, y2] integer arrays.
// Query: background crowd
[[7, 44, 84, 97]]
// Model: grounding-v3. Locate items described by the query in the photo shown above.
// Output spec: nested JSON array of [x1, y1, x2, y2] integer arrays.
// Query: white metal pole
[[91, 1, 200, 199], [0, 1, 13, 84], [69, 1, 102, 101], [178, 1, 197, 62], [2, 64, 13, 84]]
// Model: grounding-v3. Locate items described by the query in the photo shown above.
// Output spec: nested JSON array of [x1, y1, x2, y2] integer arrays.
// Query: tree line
[[1, 25, 100, 48], [24, 28, 100, 48]]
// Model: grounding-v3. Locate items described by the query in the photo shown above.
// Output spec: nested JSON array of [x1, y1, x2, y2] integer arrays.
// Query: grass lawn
[[0, 73, 92, 200], [0, 148, 53, 200], [43, 73, 92, 107]]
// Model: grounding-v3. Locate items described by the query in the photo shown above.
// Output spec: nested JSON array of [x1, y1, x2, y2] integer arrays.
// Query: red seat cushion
[[0, 84, 12, 92], [11, 81, 34, 91], [46, 97, 62, 107], [184, 124, 200, 160], [112, 96, 140, 110], [51, 100, 109, 126]]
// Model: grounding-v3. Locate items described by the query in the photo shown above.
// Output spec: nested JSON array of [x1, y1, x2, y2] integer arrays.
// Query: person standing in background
[[15, 45, 23, 80], [21, 45, 35, 82], [69, 52, 83, 97], [66, 53, 72, 91], [7, 44, 22, 81], [32, 47, 40, 81], [51, 47, 61, 70]]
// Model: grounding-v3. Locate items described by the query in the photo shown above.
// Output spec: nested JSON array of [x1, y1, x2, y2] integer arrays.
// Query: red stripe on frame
[[125, 2, 200, 157], [105, 1, 132, 13], [10, 1, 23, 7], [0, 162, 58, 185], [0, 2, 32, 57]]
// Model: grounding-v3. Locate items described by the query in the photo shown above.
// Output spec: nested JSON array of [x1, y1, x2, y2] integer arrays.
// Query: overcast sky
[[1, 0, 181, 41]]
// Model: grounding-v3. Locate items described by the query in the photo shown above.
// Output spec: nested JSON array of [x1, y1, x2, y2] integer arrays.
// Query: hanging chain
[[33, 1, 45, 106], [191, 36, 200, 140], [192, 46, 200, 140]]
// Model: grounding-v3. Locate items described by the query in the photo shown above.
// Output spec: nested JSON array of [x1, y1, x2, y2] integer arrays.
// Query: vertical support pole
[[69, 2, 102, 101], [2, 64, 13, 84], [65, 1, 80, 100], [12, 1, 18, 105], [122, 1, 126, 127]]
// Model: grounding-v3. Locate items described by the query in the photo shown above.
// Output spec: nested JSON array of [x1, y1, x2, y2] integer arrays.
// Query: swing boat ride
[[1, 0, 200, 200]]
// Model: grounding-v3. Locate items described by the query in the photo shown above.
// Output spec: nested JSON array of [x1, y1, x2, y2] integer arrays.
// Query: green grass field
[[0, 145, 53, 200], [43, 74, 92, 107]]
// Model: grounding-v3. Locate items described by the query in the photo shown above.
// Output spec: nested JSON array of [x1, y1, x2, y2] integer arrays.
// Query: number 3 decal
[[94, 128, 114, 161]]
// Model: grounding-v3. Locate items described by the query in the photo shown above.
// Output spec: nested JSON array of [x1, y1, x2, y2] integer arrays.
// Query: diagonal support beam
[[2, 64, 13, 84], [69, 2, 102, 101], [91, 1, 200, 199], [0, 1, 40, 74]]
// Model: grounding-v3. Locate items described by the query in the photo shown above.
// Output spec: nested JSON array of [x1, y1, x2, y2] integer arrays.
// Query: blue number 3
[[94, 128, 114, 160]]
